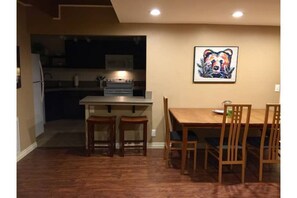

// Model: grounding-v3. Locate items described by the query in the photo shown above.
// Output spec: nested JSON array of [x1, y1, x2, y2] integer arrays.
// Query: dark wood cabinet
[[65, 40, 105, 68], [32, 35, 146, 70], [44, 91, 64, 121], [64, 36, 146, 70]]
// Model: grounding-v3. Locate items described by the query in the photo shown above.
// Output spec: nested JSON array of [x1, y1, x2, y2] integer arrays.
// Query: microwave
[[105, 54, 133, 70]]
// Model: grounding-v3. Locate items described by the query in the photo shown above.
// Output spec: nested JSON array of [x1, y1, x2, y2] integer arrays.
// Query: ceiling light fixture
[[150, 8, 161, 16], [232, 11, 243, 18]]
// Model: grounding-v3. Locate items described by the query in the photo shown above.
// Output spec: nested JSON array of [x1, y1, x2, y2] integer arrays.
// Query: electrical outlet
[[151, 129, 156, 137], [275, 84, 280, 92], [90, 106, 95, 113]]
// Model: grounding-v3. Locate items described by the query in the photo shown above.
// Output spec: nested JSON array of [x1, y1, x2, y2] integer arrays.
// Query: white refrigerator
[[32, 53, 45, 137]]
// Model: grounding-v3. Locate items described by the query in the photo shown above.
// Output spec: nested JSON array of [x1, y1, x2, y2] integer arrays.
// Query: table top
[[169, 108, 270, 128], [79, 96, 153, 106]]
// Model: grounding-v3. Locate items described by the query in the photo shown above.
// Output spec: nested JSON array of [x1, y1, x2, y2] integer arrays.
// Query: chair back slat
[[263, 104, 280, 161], [221, 104, 251, 162]]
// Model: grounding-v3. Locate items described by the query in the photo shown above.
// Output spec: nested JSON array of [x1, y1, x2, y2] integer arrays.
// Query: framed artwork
[[193, 46, 239, 83]]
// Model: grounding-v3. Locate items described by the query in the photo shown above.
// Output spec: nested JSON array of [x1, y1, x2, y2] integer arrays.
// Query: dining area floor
[[17, 147, 280, 197]]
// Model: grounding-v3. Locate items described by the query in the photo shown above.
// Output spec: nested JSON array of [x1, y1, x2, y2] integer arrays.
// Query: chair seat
[[205, 137, 242, 149], [170, 130, 198, 141], [246, 136, 277, 148]]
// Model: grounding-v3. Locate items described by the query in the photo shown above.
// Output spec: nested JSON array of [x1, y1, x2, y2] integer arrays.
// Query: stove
[[104, 79, 134, 96]]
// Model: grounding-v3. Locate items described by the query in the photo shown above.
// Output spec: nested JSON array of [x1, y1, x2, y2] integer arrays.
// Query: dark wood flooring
[[17, 148, 280, 198]]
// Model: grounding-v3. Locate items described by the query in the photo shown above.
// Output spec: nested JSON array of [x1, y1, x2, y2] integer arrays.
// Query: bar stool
[[86, 115, 116, 157], [119, 116, 148, 156]]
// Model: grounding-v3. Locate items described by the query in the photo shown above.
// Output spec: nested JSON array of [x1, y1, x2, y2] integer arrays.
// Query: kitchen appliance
[[104, 79, 134, 96], [31, 53, 45, 137]]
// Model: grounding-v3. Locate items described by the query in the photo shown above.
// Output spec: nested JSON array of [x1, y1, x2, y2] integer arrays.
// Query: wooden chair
[[119, 116, 148, 156], [163, 96, 198, 171], [246, 104, 280, 181], [86, 115, 116, 157], [204, 104, 251, 183]]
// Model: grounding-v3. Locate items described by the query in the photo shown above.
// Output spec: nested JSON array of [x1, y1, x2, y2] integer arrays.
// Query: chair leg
[[259, 147, 264, 182], [193, 143, 197, 172], [113, 122, 116, 154], [163, 145, 167, 160], [87, 122, 92, 156], [109, 124, 114, 157], [143, 122, 147, 156], [119, 124, 124, 157], [218, 161, 222, 183], [259, 160, 263, 182], [204, 144, 208, 169], [87, 123, 94, 156], [241, 163, 245, 183]]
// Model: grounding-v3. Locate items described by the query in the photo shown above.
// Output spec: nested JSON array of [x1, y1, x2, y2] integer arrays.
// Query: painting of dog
[[193, 46, 238, 82]]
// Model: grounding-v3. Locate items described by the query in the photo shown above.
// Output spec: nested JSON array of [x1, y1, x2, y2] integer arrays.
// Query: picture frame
[[193, 46, 239, 83]]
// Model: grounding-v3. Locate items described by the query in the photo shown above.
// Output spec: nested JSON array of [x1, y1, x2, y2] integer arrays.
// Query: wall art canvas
[[193, 46, 239, 82]]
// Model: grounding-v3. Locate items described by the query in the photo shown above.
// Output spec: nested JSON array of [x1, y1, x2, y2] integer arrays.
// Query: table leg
[[181, 126, 188, 174]]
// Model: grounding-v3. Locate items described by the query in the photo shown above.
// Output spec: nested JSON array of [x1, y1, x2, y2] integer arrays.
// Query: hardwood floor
[[17, 148, 280, 198]]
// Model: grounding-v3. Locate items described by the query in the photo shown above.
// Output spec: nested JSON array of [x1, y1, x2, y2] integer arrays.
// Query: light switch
[[275, 84, 280, 92]]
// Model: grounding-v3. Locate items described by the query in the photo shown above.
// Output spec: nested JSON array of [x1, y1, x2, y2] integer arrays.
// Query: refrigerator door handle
[[39, 60, 45, 102]]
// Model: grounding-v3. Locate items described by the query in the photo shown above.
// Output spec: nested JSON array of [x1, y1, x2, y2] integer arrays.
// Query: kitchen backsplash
[[43, 68, 146, 82]]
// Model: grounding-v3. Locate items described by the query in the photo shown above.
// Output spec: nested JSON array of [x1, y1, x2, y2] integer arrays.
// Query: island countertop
[[79, 96, 153, 106]]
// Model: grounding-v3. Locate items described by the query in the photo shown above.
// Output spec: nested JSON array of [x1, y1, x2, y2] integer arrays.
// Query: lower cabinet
[[44, 91, 63, 121], [45, 90, 103, 121]]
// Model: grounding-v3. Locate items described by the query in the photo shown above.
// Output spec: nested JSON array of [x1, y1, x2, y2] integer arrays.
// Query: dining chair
[[204, 104, 251, 183], [246, 104, 280, 182], [163, 96, 198, 171]]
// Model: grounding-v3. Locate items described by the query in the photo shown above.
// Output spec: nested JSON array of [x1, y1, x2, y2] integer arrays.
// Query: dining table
[[169, 108, 272, 175]]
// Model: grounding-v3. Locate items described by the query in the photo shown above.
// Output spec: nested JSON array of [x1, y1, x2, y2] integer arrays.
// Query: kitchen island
[[79, 96, 153, 151]]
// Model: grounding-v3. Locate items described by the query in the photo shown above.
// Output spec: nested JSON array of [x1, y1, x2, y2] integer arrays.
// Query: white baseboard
[[148, 142, 165, 149], [17, 142, 37, 162]]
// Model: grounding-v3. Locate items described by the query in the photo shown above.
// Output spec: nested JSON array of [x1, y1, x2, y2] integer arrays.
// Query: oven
[[104, 79, 134, 96]]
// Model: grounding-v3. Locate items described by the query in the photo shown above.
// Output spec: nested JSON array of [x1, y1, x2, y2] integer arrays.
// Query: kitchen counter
[[79, 96, 153, 150], [79, 96, 153, 106]]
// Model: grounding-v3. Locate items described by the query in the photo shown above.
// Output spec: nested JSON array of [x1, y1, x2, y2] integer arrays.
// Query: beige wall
[[17, 4, 36, 151], [21, 6, 280, 143]]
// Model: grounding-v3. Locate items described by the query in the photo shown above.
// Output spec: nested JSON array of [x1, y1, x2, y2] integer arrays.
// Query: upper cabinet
[[31, 35, 146, 70]]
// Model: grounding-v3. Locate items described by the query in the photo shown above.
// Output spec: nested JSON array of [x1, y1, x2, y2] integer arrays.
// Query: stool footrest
[[124, 140, 144, 143], [123, 145, 145, 148]]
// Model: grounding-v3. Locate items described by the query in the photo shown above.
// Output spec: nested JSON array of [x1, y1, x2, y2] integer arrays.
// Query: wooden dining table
[[169, 108, 271, 175]]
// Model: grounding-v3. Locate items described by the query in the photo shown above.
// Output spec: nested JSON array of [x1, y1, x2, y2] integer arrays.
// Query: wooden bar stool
[[119, 116, 148, 156], [86, 115, 116, 157]]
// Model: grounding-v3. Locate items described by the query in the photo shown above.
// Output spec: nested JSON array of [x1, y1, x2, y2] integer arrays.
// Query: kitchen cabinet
[[62, 91, 83, 119], [64, 36, 146, 70], [65, 40, 105, 68], [44, 91, 63, 121], [32, 35, 146, 70]]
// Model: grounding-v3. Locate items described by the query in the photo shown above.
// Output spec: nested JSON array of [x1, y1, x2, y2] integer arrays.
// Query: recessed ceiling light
[[232, 11, 243, 18], [150, 8, 161, 16]]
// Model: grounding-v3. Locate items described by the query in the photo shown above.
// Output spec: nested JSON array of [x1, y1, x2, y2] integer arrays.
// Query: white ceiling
[[111, 0, 280, 26]]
